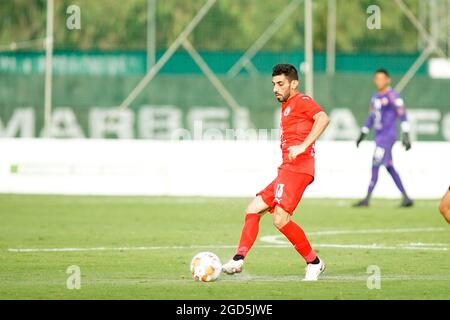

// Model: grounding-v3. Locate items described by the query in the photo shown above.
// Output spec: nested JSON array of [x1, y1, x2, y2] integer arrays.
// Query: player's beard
[[276, 91, 290, 103]]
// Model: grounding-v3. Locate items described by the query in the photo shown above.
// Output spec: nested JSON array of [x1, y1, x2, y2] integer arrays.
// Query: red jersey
[[278, 92, 323, 176]]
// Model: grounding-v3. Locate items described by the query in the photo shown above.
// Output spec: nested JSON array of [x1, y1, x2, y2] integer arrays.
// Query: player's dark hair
[[375, 68, 390, 77], [272, 64, 298, 81]]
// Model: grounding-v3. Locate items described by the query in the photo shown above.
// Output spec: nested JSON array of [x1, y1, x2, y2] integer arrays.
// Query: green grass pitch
[[0, 194, 449, 300]]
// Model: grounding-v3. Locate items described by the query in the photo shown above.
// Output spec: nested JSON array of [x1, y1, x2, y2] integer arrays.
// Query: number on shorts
[[373, 146, 385, 164], [275, 184, 285, 203]]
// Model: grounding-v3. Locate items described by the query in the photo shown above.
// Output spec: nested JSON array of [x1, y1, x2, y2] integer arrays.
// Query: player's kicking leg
[[273, 205, 325, 281], [222, 195, 268, 275]]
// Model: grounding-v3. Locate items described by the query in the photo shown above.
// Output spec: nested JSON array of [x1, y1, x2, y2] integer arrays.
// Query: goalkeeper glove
[[356, 132, 367, 148], [402, 132, 411, 151]]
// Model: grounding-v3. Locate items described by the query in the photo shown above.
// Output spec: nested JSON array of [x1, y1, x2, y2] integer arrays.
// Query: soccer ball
[[190, 252, 222, 282]]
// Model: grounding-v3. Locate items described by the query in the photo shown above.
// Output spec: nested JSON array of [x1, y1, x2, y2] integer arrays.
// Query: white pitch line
[[7, 245, 235, 253], [7, 228, 449, 253], [260, 227, 448, 246], [314, 243, 448, 251], [405, 242, 449, 247], [222, 274, 450, 282], [307, 227, 446, 236], [3, 274, 450, 285], [7, 243, 448, 253]]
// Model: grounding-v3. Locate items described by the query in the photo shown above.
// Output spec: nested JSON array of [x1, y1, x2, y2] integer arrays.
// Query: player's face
[[374, 73, 391, 91], [272, 74, 298, 102]]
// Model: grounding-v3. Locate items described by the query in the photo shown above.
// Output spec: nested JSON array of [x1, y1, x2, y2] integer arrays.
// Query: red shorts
[[257, 169, 314, 215]]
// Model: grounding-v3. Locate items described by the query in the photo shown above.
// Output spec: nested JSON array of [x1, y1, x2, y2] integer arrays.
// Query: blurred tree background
[[0, 0, 425, 53]]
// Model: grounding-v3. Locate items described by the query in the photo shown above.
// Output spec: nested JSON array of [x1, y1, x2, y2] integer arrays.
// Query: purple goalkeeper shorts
[[372, 141, 395, 166]]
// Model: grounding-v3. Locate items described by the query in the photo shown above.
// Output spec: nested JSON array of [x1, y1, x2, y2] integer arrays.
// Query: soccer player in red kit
[[222, 64, 330, 281]]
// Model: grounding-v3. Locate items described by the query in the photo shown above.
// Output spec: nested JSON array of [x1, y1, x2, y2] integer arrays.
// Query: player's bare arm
[[288, 111, 330, 160]]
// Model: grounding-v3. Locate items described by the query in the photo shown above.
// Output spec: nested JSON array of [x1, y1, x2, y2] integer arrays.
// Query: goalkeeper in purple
[[354, 69, 413, 207]]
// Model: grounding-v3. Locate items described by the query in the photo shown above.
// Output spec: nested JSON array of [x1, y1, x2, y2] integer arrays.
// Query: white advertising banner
[[0, 139, 448, 198]]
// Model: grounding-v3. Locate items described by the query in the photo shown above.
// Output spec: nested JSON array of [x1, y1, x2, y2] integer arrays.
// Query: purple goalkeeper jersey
[[363, 88, 407, 146]]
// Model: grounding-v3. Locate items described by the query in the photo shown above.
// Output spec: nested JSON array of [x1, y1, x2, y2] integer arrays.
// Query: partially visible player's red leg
[[272, 171, 317, 262], [280, 221, 316, 262], [223, 195, 269, 275], [236, 213, 261, 257], [236, 195, 269, 257], [274, 206, 317, 263], [439, 188, 450, 224], [273, 205, 325, 281]]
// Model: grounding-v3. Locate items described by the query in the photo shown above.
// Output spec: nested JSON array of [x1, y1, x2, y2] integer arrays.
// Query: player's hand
[[356, 132, 367, 148], [288, 144, 307, 161], [402, 132, 411, 151]]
